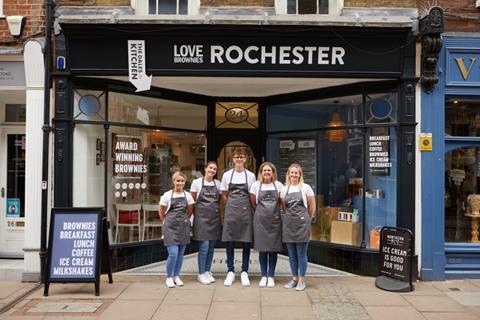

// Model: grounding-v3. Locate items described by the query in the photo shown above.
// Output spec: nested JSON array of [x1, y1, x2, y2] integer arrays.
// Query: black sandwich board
[[375, 226, 414, 292], [44, 207, 113, 296]]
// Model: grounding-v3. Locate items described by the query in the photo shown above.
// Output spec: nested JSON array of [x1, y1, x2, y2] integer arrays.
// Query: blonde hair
[[172, 171, 186, 183], [285, 163, 304, 189], [257, 162, 278, 183]]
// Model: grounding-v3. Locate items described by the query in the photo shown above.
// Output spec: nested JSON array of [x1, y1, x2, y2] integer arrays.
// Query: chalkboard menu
[[279, 139, 316, 192], [45, 208, 111, 296], [376, 227, 414, 292]]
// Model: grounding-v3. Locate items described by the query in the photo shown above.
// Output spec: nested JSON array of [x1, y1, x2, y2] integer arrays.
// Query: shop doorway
[[0, 127, 26, 257]]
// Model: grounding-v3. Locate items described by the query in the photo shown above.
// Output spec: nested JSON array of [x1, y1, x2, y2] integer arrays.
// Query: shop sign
[[0, 62, 25, 87], [128, 40, 152, 92], [369, 135, 391, 175], [67, 30, 405, 76], [447, 50, 480, 85]]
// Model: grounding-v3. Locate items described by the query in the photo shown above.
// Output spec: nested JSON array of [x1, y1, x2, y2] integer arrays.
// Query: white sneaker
[[267, 277, 275, 288], [174, 276, 184, 286], [165, 277, 175, 288], [197, 273, 211, 285], [241, 272, 250, 287], [207, 271, 215, 283], [224, 271, 235, 286], [259, 277, 267, 287]]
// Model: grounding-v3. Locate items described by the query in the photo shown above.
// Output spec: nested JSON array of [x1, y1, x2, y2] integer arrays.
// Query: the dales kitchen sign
[[67, 31, 405, 76]]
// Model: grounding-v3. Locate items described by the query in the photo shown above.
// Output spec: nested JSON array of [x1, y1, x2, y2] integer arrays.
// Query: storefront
[[53, 19, 416, 276], [421, 35, 480, 280]]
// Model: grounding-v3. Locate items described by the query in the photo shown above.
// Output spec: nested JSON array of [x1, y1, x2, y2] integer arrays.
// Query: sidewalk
[[0, 275, 479, 320]]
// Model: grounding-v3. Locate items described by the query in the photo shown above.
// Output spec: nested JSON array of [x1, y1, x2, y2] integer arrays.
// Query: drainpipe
[[40, 0, 53, 284]]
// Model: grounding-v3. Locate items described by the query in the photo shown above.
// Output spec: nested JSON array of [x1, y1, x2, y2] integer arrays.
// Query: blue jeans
[[198, 240, 216, 274], [166, 244, 187, 278], [259, 252, 278, 277], [285, 242, 309, 277], [226, 242, 250, 272]]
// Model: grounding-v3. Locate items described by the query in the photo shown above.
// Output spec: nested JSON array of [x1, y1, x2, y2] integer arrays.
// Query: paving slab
[[422, 312, 479, 320], [365, 306, 424, 320], [97, 299, 160, 320], [262, 305, 316, 320], [446, 292, 480, 307], [353, 291, 409, 306], [162, 289, 213, 305], [30, 282, 128, 300], [213, 286, 260, 302], [432, 280, 480, 292], [117, 282, 168, 300], [403, 295, 467, 312], [152, 304, 210, 320], [207, 302, 260, 320], [261, 290, 310, 306], [26, 302, 102, 313]]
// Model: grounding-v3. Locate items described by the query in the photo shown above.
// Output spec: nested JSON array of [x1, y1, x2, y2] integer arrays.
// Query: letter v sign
[[454, 57, 477, 80]]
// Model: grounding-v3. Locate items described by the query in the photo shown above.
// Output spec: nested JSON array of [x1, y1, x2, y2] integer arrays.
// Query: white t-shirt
[[159, 190, 195, 213], [249, 181, 284, 204], [280, 184, 315, 208], [220, 169, 256, 192], [190, 177, 221, 195]]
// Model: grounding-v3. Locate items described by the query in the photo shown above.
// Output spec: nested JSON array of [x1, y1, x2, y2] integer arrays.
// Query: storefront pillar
[[22, 39, 45, 281]]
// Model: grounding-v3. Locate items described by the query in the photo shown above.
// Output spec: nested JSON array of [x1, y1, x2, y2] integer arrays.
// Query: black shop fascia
[[53, 23, 416, 276]]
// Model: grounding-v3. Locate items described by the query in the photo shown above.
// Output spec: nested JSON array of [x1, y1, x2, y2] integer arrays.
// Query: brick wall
[[0, 0, 45, 46], [344, 0, 416, 7], [55, 0, 130, 6], [420, 0, 480, 32]]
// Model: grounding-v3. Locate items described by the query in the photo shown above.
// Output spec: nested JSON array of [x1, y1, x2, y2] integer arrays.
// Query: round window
[[79, 95, 101, 116]]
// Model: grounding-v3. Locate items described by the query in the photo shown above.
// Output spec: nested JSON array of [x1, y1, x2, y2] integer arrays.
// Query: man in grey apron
[[253, 182, 283, 287], [222, 169, 254, 286], [193, 178, 221, 284], [163, 192, 190, 287]]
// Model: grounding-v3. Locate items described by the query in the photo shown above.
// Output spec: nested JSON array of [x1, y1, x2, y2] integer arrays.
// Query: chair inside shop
[[115, 203, 142, 243], [142, 203, 162, 240]]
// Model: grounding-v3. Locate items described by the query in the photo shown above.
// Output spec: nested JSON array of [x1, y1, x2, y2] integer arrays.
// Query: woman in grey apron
[[191, 161, 222, 285], [281, 163, 316, 291], [159, 171, 194, 288], [250, 162, 283, 288], [220, 147, 256, 287]]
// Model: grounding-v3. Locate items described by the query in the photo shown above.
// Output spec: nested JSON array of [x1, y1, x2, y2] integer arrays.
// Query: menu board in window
[[279, 138, 316, 192], [369, 128, 391, 176]]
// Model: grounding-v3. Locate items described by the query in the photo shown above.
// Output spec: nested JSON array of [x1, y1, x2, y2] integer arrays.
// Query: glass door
[[0, 128, 26, 256]]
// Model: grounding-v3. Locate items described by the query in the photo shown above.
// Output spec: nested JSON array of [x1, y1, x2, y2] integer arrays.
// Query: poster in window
[[369, 127, 391, 176]]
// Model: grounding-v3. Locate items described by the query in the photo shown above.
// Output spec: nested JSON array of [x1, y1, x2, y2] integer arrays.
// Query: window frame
[[132, 0, 200, 15], [275, 0, 343, 15]]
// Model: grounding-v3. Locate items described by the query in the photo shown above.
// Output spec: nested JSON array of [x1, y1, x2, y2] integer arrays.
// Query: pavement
[[0, 275, 480, 320]]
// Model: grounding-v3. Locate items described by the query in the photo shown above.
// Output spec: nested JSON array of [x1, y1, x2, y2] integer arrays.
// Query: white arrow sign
[[128, 40, 152, 92]]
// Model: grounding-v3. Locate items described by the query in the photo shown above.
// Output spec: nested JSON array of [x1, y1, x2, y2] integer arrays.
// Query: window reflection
[[445, 98, 480, 136]]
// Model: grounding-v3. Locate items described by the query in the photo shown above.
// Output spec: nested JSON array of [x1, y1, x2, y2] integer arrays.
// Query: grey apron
[[221, 170, 253, 243], [282, 186, 311, 243], [163, 191, 191, 246], [253, 183, 283, 252], [193, 179, 222, 241]]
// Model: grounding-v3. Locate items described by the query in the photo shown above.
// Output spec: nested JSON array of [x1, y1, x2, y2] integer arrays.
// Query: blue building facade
[[422, 34, 480, 280]]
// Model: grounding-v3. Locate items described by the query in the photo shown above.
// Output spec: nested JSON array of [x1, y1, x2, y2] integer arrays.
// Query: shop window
[[5, 104, 26, 123], [109, 92, 207, 131], [445, 147, 480, 243], [287, 0, 328, 14], [445, 98, 480, 137], [365, 127, 397, 249], [72, 124, 105, 208], [215, 102, 258, 129], [74, 89, 106, 121], [107, 127, 206, 244], [267, 95, 362, 132], [148, 0, 188, 14]]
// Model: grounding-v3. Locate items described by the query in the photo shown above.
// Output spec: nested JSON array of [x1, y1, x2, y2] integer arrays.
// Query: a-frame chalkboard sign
[[44, 207, 113, 296]]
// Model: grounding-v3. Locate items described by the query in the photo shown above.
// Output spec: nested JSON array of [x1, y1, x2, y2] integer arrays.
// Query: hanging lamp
[[325, 111, 347, 142]]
